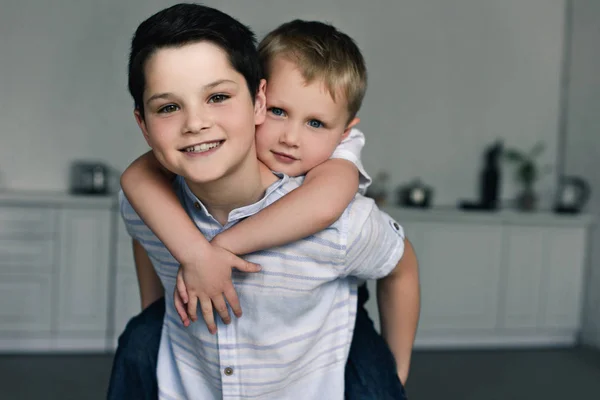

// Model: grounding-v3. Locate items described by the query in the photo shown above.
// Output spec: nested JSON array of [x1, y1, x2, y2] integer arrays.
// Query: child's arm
[[121, 151, 261, 333], [212, 158, 359, 254], [121, 152, 202, 264], [376, 238, 421, 385]]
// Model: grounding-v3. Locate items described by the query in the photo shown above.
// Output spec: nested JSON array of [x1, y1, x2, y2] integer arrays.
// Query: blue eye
[[269, 107, 286, 117], [158, 104, 179, 114], [308, 119, 324, 128], [209, 94, 229, 103]]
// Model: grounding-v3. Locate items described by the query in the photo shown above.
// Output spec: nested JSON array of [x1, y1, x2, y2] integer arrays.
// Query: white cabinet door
[[415, 222, 503, 332], [541, 227, 586, 330], [57, 208, 111, 333], [502, 227, 545, 329], [112, 220, 143, 348], [0, 273, 52, 332]]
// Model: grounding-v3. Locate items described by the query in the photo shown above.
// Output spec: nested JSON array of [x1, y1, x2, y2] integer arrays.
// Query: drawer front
[[0, 273, 52, 332], [0, 207, 57, 237], [0, 239, 55, 272]]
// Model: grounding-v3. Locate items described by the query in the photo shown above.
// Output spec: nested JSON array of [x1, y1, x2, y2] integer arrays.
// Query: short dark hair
[[128, 3, 262, 117]]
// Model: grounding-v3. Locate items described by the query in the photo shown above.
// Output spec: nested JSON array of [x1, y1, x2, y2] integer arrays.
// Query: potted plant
[[503, 141, 550, 211]]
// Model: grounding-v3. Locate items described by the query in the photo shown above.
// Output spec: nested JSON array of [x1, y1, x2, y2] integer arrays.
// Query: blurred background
[[0, 0, 599, 398]]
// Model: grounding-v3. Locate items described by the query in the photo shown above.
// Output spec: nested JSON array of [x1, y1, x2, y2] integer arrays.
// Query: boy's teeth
[[185, 142, 221, 153]]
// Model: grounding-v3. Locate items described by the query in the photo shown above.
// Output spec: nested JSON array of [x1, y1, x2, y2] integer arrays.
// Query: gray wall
[[565, 0, 600, 348], [0, 0, 566, 208]]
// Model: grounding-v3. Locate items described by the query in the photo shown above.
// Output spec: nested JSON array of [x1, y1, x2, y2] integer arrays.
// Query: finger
[[224, 285, 242, 318], [187, 294, 199, 322], [176, 270, 189, 304], [234, 259, 262, 273], [199, 296, 217, 334], [212, 295, 231, 325], [174, 289, 190, 327]]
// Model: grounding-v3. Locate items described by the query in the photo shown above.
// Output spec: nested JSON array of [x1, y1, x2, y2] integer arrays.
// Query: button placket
[[219, 319, 241, 398]]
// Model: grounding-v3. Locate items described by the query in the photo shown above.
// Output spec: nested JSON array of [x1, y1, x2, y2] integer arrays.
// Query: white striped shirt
[[120, 173, 405, 400], [331, 128, 371, 194]]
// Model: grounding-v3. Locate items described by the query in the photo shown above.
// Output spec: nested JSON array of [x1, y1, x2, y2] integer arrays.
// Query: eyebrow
[[145, 79, 238, 105]]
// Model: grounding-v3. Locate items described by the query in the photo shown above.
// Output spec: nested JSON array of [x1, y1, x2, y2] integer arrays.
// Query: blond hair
[[259, 20, 367, 122]]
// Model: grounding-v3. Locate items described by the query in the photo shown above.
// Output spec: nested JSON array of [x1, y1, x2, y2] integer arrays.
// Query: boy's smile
[[255, 57, 359, 177]]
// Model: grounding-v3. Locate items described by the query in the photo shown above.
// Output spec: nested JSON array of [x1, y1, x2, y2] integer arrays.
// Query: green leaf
[[503, 149, 525, 162], [517, 162, 537, 184], [529, 141, 545, 158]]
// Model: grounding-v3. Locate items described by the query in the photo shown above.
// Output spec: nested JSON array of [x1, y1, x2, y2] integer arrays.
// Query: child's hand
[[174, 271, 192, 327], [174, 244, 261, 334]]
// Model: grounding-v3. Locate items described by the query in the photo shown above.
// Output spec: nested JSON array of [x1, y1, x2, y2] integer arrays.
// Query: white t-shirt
[[330, 128, 371, 195]]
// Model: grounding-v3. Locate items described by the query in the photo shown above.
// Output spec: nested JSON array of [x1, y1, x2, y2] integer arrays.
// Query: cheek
[[255, 122, 277, 150], [144, 120, 171, 148], [304, 136, 337, 164]]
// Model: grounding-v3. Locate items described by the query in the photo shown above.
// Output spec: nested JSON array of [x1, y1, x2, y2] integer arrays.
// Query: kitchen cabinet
[[363, 207, 594, 348], [0, 192, 593, 351]]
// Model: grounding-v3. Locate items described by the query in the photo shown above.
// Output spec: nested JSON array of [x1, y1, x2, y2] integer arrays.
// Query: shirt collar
[[177, 172, 289, 224]]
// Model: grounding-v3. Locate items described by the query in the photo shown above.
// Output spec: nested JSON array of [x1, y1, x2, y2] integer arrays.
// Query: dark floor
[[1, 347, 599, 399]]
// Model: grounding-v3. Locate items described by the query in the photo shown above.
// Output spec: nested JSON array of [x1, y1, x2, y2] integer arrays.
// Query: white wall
[[0, 0, 565, 208], [564, 0, 600, 348]]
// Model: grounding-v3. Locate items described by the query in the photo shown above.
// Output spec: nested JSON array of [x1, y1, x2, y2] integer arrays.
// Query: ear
[[254, 79, 267, 126], [134, 109, 153, 148], [341, 117, 360, 140]]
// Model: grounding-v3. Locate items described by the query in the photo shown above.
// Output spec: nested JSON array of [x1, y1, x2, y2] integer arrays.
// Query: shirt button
[[224, 367, 234, 376], [194, 202, 201, 209], [393, 222, 400, 230]]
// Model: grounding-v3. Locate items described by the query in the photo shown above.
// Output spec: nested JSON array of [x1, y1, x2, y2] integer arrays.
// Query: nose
[[279, 123, 300, 147], [182, 107, 211, 134]]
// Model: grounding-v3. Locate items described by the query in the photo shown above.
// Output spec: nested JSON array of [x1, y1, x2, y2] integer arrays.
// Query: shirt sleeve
[[342, 196, 405, 280], [330, 128, 372, 195], [119, 189, 146, 242]]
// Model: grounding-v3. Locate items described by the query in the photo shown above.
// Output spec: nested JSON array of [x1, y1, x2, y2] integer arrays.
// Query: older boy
[[110, 3, 419, 399]]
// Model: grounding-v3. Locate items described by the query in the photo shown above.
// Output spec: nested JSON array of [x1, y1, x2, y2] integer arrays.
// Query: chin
[[180, 167, 227, 185]]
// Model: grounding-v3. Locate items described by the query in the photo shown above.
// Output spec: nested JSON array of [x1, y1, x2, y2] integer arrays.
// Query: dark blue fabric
[[344, 284, 407, 400], [107, 284, 407, 399], [107, 297, 164, 400]]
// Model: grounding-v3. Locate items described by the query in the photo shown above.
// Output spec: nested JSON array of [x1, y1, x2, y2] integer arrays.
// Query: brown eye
[[208, 94, 229, 103], [158, 104, 179, 113]]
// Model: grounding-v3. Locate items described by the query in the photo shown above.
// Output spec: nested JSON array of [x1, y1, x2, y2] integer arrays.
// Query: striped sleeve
[[342, 197, 405, 279], [119, 190, 145, 242]]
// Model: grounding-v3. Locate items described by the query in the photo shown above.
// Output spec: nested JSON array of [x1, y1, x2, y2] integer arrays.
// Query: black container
[[69, 161, 109, 195]]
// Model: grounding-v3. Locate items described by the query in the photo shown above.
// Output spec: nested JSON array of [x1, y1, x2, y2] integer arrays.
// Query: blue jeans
[[107, 284, 407, 399]]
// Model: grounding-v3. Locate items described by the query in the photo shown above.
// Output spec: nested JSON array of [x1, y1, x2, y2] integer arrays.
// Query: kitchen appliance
[[553, 176, 590, 214], [69, 161, 110, 195], [397, 179, 433, 208]]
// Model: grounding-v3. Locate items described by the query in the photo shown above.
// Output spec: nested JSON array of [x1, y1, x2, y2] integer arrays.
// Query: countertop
[[382, 205, 594, 227], [0, 190, 118, 208]]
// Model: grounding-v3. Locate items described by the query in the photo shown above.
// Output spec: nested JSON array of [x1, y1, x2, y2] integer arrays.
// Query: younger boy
[[111, 3, 419, 399]]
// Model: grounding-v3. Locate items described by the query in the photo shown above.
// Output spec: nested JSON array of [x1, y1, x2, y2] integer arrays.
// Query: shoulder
[[341, 194, 376, 228]]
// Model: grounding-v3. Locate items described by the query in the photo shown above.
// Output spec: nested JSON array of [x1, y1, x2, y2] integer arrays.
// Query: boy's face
[[135, 41, 266, 184], [255, 57, 359, 177]]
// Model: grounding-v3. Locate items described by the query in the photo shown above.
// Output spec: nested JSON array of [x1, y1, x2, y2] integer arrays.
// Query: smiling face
[[135, 41, 266, 185], [255, 57, 359, 177]]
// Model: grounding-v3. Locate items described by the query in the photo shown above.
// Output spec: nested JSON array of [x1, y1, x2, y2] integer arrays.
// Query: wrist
[[177, 235, 212, 266], [210, 234, 230, 251]]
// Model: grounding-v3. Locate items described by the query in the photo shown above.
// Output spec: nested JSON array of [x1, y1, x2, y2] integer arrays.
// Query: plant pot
[[517, 187, 537, 211]]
